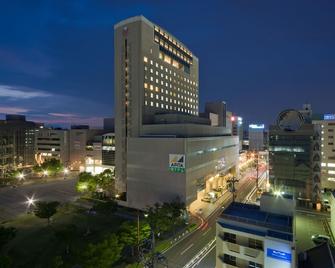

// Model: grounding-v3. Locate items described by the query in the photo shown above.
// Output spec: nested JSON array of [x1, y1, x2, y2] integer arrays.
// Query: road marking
[[180, 243, 194, 255], [202, 227, 212, 236]]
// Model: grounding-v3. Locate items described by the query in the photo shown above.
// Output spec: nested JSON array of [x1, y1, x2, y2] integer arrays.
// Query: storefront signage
[[169, 154, 185, 173], [267, 248, 292, 263]]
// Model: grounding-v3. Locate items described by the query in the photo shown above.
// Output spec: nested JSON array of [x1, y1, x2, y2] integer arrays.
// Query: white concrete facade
[[313, 118, 335, 190], [126, 135, 239, 209]]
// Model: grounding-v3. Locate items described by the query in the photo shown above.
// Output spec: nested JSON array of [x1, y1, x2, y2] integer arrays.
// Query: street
[[0, 178, 78, 222], [163, 169, 265, 268]]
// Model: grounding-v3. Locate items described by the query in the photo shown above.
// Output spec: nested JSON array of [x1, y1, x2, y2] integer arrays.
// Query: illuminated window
[[150, 93, 154, 98], [156, 102, 159, 107], [144, 56, 148, 63], [321, 163, 327, 167], [150, 60, 153, 65], [329, 170, 335, 174], [328, 163, 335, 167], [144, 83, 148, 89], [145, 101, 148, 106], [328, 177, 335, 182]]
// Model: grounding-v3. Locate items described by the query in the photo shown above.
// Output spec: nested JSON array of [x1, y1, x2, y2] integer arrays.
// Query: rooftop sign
[[324, 114, 335, 120], [249, 124, 265, 129]]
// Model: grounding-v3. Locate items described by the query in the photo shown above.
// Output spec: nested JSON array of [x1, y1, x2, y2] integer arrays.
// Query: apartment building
[[216, 193, 296, 268]]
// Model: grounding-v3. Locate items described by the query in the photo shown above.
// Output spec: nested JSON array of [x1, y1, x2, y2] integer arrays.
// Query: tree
[[0, 255, 12, 268], [33, 201, 60, 225], [0, 226, 16, 268], [119, 221, 151, 256], [41, 158, 64, 176], [82, 234, 123, 268], [54, 224, 78, 254], [76, 172, 97, 194], [93, 200, 117, 215], [51, 256, 63, 268], [0, 226, 16, 250], [145, 199, 186, 237]]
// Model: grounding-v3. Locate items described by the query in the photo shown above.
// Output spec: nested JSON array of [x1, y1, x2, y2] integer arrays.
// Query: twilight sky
[[0, 0, 334, 128]]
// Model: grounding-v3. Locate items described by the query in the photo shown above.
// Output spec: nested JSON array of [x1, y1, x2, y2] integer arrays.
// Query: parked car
[[311, 234, 330, 245]]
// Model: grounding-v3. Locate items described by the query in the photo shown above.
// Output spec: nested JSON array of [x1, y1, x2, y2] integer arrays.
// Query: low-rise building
[[216, 193, 296, 268], [35, 128, 69, 165]]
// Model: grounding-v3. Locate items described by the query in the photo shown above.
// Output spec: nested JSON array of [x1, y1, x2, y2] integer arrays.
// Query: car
[[311, 234, 330, 245]]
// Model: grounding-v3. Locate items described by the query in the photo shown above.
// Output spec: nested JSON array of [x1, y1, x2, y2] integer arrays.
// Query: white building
[[35, 128, 69, 165], [313, 114, 335, 190], [216, 193, 296, 268]]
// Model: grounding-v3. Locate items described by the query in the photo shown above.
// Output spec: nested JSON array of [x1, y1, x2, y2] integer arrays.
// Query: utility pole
[[227, 176, 239, 202]]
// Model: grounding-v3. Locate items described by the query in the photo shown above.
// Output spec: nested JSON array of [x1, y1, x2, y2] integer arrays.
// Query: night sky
[[0, 0, 334, 128]]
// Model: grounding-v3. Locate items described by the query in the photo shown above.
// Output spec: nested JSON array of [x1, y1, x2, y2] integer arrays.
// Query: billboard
[[267, 248, 292, 263], [169, 154, 185, 173]]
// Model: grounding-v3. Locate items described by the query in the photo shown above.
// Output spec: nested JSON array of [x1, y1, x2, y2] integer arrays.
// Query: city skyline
[[1, 0, 335, 127]]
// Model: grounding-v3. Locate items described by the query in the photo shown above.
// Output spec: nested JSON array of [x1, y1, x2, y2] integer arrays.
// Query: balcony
[[219, 235, 264, 261]]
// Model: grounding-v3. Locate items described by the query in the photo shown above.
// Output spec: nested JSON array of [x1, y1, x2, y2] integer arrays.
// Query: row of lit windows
[[144, 93, 198, 109], [154, 26, 192, 57], [143, 56, 198, 87], [144, 100, 197, 114], [321, 163, 335, 167], [144, 73, 197, 92], [144, 83, 197, 104], [143, 72, 198, 96]]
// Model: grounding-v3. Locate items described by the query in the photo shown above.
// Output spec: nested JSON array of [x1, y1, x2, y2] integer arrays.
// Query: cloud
[[48, 113, 77, 117], [0, 106, 29, 114], [0, 85, 52, 99], [0, 48, 53, 78]]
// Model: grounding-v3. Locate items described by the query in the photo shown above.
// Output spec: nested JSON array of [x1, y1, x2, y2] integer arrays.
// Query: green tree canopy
[[54, 224, 78, 254], [81, 234, 123, 268], [0, 226, 16, 250], [93, 200, 118, 215], [33, 201, 60, 225], [34, 158, 64, 176], [119, 221, 151, 248]]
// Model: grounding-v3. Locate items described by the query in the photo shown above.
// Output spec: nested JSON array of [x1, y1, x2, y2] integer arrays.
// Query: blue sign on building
[[324, 114, 335, 120], [267, 248, 292, 263]]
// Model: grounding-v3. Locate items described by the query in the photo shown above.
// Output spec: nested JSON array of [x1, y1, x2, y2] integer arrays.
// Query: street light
[[64, 168, 69, 174], [17, 173, 25, 181], [25, 195, 37, 212], [43, 170, 48, 176]]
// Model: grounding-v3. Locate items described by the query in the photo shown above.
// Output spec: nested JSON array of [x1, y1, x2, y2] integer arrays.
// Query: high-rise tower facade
[[115, 16, 199, 194]]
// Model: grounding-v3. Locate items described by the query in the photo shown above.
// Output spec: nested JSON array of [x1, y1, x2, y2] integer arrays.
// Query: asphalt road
[[0, 178, 78, 222], [163, 170, 263, 268]]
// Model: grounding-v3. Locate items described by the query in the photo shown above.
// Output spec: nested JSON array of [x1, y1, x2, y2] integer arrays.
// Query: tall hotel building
[[114, 16, 239, 209]]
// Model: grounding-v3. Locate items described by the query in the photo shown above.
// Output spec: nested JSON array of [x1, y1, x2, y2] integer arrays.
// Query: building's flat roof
[[220, 202, 293, 233]]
